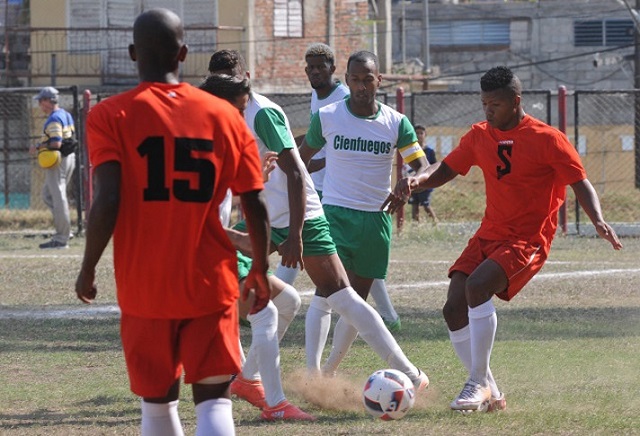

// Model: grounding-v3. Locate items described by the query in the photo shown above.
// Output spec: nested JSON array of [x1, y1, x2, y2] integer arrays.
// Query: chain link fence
[[2, 87, 638, 233], [0, 86, 83, 233]]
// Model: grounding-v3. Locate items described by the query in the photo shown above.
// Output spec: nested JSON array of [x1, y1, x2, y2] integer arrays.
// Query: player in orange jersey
[[385, 66, 622, 413], [74, 9, 271, 436]]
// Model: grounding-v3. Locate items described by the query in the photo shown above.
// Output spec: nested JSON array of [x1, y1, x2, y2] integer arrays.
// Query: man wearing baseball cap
[[30, 86, 76, 249]]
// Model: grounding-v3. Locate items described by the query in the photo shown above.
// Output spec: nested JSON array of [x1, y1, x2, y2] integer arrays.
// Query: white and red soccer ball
[[362, 369, 416, 420]]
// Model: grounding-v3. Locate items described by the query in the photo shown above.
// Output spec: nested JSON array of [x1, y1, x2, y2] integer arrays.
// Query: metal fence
[[2, 87, 639, 233], [0, 86, 83, 233]]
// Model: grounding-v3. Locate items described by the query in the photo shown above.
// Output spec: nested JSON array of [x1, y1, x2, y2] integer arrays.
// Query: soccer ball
[[362, 369, 416, 420]]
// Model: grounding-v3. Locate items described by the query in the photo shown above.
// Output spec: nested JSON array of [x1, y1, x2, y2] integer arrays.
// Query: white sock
[[244, 301, 286, 407], [449, 326, 500, 397], [141, 400, 184, 436], [271, 284, 301, 341], [468, 300, 497, 386], [305, 295, 332, 373], [322, 316, 359, 375], [369, 279, 399, 322], [194, 398, 235, 436], [274, 261, 300, 286], [326, 287, 420, 382]]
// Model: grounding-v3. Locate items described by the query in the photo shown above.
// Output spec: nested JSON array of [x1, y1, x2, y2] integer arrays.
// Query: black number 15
[[137, 137, 215, 203]]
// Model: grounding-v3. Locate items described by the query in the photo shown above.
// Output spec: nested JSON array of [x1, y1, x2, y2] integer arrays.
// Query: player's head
[[480, 66, 523, 131], [345, 51, 381, 108], [199, 73, 251, 114], [305, 43, 337, 90], [129, 8, 187, 81], [414, 124, 427, 145], [208, 49, 249, 78]]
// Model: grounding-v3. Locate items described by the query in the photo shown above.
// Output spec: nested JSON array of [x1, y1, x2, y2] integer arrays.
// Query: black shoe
[[39, 240, 69, 249]]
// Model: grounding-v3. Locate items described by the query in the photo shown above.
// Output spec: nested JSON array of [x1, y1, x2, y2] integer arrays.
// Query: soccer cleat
[[230, 374, 267, 409], [39, 240, 68, 249], [450, 380, 491, 411], [384, 317, 402, 333], [412, 369, 430, 392], [260, 400, 317, 421], [487, 392, 507, 412]]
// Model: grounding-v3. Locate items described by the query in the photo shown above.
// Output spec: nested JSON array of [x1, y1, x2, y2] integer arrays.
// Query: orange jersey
[[87, 82, 264, 319], [444, 114, 586, 248]]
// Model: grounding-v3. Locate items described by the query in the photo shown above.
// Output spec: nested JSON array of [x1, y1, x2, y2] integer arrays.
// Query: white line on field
[[297, 267, 640, 295], [1, 268, 639, 319]]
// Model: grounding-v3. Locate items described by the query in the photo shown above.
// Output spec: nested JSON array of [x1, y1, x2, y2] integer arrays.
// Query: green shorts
[[237, 251, 252, 281], [236, 251, 273, 281], [323, 205, 392, 279], [234, 215, 336, 257]]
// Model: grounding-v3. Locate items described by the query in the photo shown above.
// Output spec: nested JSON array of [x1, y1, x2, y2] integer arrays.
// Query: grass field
[[1, 223, 639, 435]]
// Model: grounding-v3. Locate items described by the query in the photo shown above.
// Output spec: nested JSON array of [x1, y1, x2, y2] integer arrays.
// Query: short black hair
[[199, 73, 251, 103], [414, 124, 426, 132], [208, 49, 247, 76], [480, 66, 521, 95], [305, 43, 336, 66], [347, 50, 379, 72]]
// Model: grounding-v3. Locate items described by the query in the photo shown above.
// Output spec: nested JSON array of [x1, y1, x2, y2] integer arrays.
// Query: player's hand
[[75, 268, 98, 304], [277, 235, 304, 270], [595, 221, 623, 250], [243, 267, 272, 314], [29, 144, 38, 157], [382, 177, 416, 214], [262, 151, 278, 182]]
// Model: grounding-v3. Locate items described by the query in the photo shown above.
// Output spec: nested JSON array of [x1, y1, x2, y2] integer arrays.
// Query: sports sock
[[305, 295, 332, 373], [449, 325, 500, 397], [369, 279, 399, 322], [322, 316, 359, 375], [194, 398, 235, 436], [274, 261, 300, 286], [468, 299, 497, 387], [243, 301, 286, 407], [271, 284, 301, 341], [141, 400, 184, 436], [326, 287, 420, 382]]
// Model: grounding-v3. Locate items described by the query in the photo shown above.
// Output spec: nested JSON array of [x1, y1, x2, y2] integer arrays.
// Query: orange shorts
[[120, 304, 241, 398], [449, 236, 548, 301]]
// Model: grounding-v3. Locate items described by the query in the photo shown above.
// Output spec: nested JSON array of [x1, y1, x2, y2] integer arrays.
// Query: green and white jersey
[[309, 82, 350, 192], [244, 92, 324, 228], [306, 98, 424, 212]]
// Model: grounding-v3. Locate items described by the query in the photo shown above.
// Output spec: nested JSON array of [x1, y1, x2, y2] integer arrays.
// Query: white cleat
[[450, 379, 491, 412]]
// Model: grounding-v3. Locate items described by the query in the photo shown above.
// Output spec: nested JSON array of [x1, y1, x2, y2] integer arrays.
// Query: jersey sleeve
[[548, 132, 587, 186], [397, 116, 425, 164], [86, 104, 121, 167], [426, 147, 437, 164], [253, 107, 295, 154], [227, 114, 264, 195], [443, 129, 475, 176], [43, 114, 64, 143], [305, 111, 326, 149]]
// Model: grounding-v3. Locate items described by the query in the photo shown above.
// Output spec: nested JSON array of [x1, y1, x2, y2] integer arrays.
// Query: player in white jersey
[[209, 49, 429, 396], [299, 50, 431, 376], [200, 72, 314, 421]]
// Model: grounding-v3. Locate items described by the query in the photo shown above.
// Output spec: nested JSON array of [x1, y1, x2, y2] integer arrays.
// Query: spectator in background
[[406, 124, 438, 223], [31, 86, 75, 249]]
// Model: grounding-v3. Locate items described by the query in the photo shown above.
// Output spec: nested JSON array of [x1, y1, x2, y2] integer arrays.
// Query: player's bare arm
[[570, 178, 623, 250], [274, 148, 306, 270], [240, 189, 272, 314], [225, 228, 252, 257], [383, 161, 457, 214], [75, 161, 121, 303], [298, 139, 320, 168], [307, 157, 325, 174]]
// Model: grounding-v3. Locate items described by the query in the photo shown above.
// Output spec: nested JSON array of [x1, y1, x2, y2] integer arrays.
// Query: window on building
[[274, 0, 303, 38], [430, 21, 510, 47], [574, 19, 634, 47]]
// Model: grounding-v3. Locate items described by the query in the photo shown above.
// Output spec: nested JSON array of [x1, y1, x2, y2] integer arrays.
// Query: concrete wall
[[394, 0, 636, 91]]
